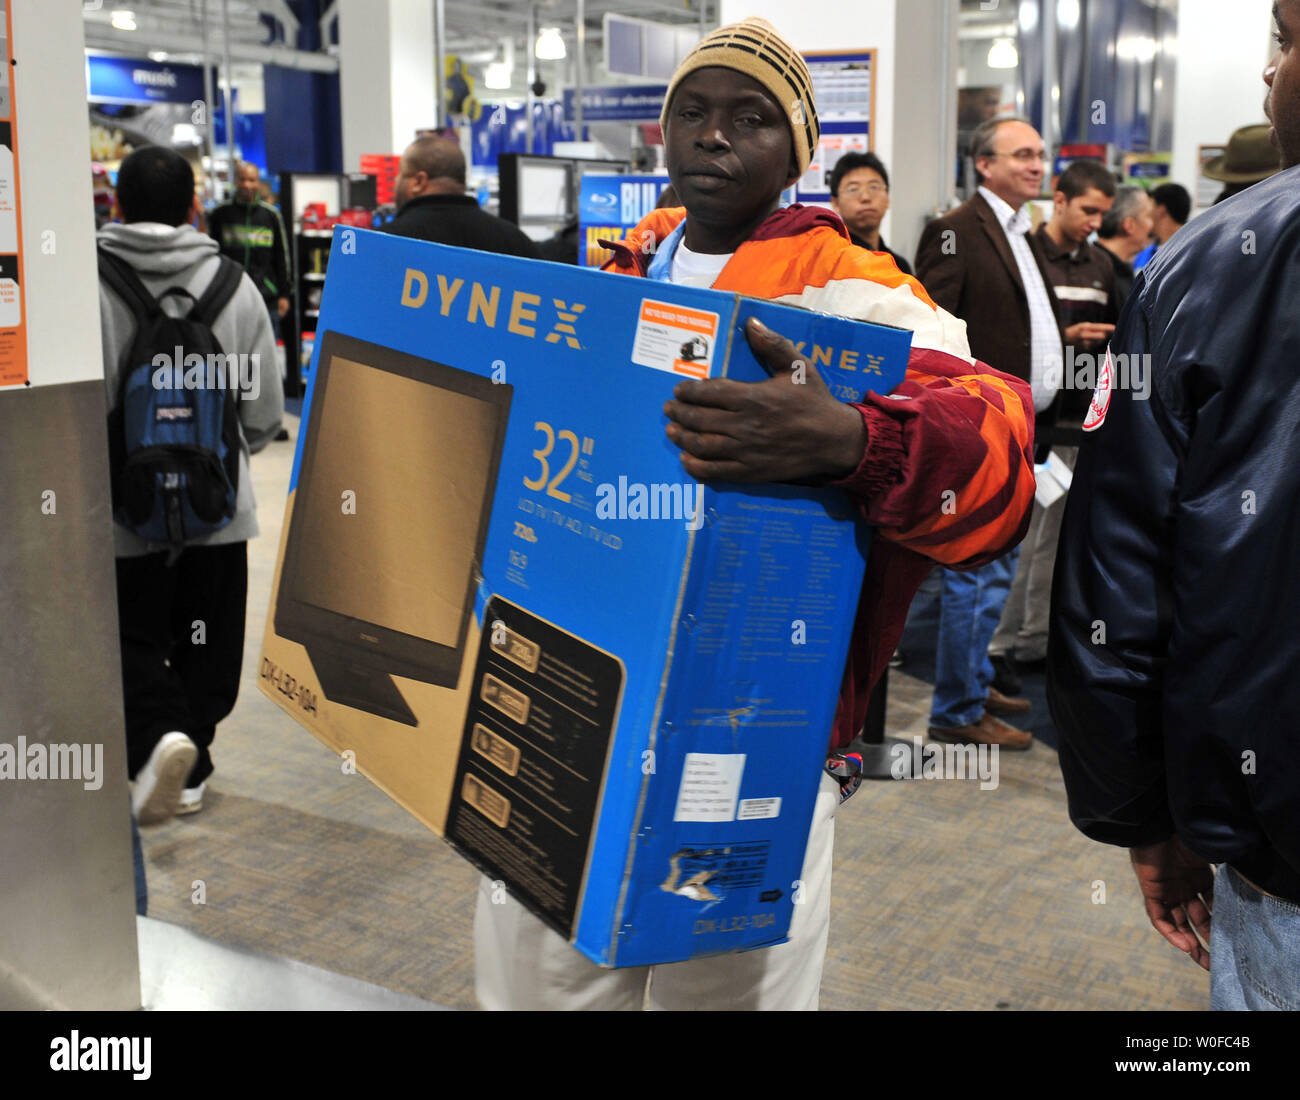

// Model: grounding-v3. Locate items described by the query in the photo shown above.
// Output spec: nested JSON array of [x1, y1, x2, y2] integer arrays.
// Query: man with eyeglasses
[[828, 152, 913, 275], [913, 116, 1064, 751]]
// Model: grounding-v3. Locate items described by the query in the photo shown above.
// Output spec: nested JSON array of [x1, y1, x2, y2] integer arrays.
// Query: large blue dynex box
[[260, 227, 910, 967]]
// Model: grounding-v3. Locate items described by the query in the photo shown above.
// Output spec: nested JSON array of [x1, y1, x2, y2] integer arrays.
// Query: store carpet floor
[[138, 417, 1206, 1011]]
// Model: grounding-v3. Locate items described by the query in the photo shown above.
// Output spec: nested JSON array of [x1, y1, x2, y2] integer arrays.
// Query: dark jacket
[[1034, 225, 1118, 331], [385, 193, 540, 260], [1034, 225, 1119, 440], [1047, 165, 1300, 903], [847, 230, 913, 277], [914, 191, 1063, 385], [1098, 242, 1136, 311], [207, 199, 291, 304]]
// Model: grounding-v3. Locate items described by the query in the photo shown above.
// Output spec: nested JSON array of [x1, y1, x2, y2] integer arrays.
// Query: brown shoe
[[985, 686, 1031, 715], [928, 712, 1032, 751]]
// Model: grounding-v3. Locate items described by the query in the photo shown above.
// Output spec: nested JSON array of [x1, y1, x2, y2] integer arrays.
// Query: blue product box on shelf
[[259, 226, 910, 967]]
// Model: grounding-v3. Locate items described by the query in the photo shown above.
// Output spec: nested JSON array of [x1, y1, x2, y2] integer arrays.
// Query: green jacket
[[208, 198, 291, 303]]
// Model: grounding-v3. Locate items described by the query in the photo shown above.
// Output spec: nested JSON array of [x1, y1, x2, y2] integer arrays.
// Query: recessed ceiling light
[[988, 37, 1019, 70], [535, 27, 565, 61]]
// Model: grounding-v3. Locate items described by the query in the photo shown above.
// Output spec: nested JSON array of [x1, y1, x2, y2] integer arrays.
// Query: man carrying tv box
[[474, 16, 1035, 1010]]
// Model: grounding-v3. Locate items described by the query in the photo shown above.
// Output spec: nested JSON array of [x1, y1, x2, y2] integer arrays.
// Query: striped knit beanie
[[660, 17, 819, 177]]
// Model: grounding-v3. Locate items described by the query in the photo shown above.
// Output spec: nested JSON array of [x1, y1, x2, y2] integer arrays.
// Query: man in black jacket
[[1048, 0, 1300, 1010], [1094, 184, 1154, 310], [386, 136, 539, 260], [828, 151, 912, 275]]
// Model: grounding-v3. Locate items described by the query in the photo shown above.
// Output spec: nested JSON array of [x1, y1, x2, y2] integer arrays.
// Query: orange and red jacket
[[603, 204, 1035, 750]]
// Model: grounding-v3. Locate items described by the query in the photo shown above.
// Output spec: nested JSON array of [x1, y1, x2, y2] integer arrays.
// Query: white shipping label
[[737, 797, 781, 821], [631, 297, 720, 380], [673, 752, 746, 822]]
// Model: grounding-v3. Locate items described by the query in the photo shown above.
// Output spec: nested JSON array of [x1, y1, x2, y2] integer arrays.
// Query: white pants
[[474, 771, 840, 1010], [989, 446, 1078, 662]]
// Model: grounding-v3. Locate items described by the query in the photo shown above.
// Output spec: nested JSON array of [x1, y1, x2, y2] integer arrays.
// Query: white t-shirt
[[670, 240, 734, 287]]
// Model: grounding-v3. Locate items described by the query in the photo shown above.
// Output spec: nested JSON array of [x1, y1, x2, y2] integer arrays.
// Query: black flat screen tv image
[[275, 330, 513, 726]]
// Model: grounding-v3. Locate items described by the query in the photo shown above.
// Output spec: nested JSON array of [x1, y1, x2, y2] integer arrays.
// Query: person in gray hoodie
[[100, 146, 282, 825]]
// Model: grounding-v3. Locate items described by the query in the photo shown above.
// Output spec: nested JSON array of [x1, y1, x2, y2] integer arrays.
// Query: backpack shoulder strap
[[190, 256, 249, 408], [97, 246, 160, 322], [189, 256, 245, 329]]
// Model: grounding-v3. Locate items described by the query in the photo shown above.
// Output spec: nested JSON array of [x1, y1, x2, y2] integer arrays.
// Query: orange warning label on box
[[631, 297, 720, 380]]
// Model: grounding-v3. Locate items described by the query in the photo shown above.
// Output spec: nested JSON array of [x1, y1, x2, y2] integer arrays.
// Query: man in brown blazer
[[913, 116, 1064, 750]]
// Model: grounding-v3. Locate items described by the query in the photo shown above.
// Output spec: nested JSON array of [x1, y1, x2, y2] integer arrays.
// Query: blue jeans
[[131, 810, 147, 916], [1211, 865, 1300, 1010], [930, 548, 1020, 729]]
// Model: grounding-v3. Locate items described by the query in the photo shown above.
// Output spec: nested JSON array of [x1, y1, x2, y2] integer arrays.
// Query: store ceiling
[[84, 0, 271, 52], [445, 0, 710, 57], [82, 0, 1179, 62], [82, 0, 712, 67]]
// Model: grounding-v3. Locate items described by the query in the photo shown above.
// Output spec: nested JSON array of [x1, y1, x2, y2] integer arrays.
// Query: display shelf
[[279, 170, 377, 397]]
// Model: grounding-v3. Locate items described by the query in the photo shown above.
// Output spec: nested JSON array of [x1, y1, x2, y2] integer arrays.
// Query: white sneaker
[[176, 781, 206, 816], [132, 732, 197, 825]]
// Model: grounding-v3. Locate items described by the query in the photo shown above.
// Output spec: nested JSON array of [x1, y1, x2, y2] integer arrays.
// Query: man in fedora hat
[[1204, 123, 1283, 203]]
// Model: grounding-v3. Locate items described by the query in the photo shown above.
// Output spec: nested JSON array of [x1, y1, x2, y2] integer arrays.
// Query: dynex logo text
[[399, 268, 584, 348], [790, 340, 886, 377]]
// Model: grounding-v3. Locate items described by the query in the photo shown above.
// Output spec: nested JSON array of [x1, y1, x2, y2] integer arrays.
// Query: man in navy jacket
[[1048, 1, 1300, 1009]]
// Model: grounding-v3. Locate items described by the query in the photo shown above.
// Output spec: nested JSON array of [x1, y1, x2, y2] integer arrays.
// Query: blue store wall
[[261, 0, 342, 176]]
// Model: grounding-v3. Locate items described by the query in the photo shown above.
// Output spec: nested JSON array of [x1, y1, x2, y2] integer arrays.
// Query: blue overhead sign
[[86, 55, 207, 105], [563, 84, 667, 122]]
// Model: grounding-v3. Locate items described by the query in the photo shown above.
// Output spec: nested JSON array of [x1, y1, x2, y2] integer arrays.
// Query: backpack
[[98, 247, 246, 552]]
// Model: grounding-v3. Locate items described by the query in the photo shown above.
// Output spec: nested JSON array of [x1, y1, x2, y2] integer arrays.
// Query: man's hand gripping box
[[259, 227, 910, 966]]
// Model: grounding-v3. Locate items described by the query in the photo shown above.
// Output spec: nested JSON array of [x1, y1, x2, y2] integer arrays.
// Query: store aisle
[[136, 416, 1205, 1011]]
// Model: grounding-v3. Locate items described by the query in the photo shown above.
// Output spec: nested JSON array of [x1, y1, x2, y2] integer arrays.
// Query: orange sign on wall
[[0, 0, 28, 387]]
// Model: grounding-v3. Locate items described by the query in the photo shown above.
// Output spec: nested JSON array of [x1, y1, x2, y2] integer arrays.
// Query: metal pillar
[[201, 0, 217, 202], [936, 0, 955, 209], [574, 0, 584, 140], [854, 669, 917, 781], [435, 0, 447, 130], [1041, 0, 1059, 155], [221, 0, 236, 193], [526, 5, 536, 153], [1, 0, 144, 1008]]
